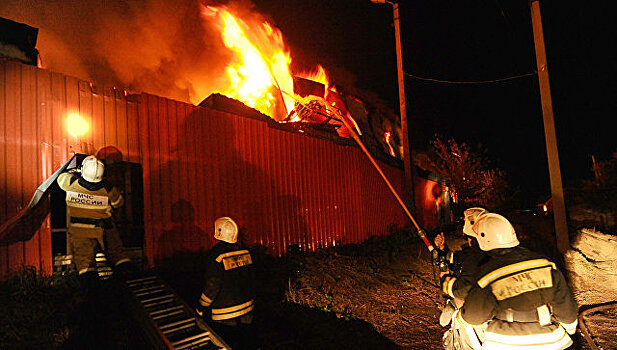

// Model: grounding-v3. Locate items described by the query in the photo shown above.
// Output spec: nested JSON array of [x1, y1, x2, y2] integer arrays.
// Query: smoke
[[0, 0, 242, 103]]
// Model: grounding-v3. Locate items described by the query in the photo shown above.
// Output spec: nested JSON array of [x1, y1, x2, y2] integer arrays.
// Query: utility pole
[[371, 0, 416, 216], [530, 0, 570, 253], [393, 2, 416, 216]]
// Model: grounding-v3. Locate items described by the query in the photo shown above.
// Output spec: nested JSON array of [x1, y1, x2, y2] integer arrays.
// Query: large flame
[[298, 65, 329, 91], [203, 5, 298, 120]]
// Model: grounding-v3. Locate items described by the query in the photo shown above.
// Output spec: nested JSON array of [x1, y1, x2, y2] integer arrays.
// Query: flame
[[203, 6, 295, 120], [384, 131, 396, 157], [298, 65, 330, 91], [201, 5, 340, 123]]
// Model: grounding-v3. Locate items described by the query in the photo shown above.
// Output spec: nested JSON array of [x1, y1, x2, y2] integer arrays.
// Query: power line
[[404, 71, 537, 84]]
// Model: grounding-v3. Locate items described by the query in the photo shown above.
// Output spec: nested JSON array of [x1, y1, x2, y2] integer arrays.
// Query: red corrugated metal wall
[[140, 96, 409, 260], [0, 60, 141, 277], [1, 59, 442, 277]]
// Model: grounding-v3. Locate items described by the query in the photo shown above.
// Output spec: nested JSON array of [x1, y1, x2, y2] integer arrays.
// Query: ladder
[[124, 275, 231, 350]]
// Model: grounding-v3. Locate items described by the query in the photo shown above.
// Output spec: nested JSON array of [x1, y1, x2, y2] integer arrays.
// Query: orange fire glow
[[202, 5, 336, 121], [298, 65, 330, 91], [66, 112, 89, 138], [200, 5, 351, 126], [203, 6, 293, 119], [384, 131, 396, 157]]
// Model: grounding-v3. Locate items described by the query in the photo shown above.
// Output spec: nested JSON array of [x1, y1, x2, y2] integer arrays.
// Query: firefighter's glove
[[439, 299, 456, 327]]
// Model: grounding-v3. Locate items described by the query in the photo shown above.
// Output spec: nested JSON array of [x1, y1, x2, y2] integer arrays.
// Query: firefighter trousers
[[69, 226, 130, 275]]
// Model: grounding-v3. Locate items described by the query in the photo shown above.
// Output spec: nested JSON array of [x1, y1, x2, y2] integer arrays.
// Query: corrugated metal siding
[[142, 99, 409, 259], [1, 59, 441, 277], [0, 60, 141, 277]]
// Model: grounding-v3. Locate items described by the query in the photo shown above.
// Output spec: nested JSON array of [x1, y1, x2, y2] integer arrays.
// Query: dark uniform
[[57, 172, 130, 275], [197, 241, 256, 349], [197, 241, 255, 321], [441, 242, 487, 302], [455, 246, 578, 350]]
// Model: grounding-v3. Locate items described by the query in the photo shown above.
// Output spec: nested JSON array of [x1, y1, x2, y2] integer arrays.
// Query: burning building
[[0, 12, 451, 278]]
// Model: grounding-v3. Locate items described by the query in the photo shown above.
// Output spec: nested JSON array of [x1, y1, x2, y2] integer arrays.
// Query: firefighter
[[57, 155, 134, 281], [57, 155, 135, 345], [453, 213, 578, 350], [437, 207, 488, 303], [196, 217, 258, 349], [436, 207, 489, 349]]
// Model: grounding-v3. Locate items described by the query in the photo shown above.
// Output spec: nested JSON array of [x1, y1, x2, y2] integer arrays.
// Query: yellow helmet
[[214, 217, 238, 243], [81, 155, 104, 183], [471, 213, 519, 251]]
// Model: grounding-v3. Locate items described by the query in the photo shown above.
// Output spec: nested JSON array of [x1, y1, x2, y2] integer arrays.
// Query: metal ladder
[[124, 275, 231, 350]]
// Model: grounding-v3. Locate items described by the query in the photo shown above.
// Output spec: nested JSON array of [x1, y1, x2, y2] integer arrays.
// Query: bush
[[0, 266, 81, 348], [417, 137, 517, 211]]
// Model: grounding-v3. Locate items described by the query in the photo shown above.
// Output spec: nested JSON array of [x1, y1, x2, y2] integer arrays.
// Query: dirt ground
[[4, 217, 614, 349], [564, 228, 617, 350], [157, 223, 617, 350], [158, 236, 446, 350]]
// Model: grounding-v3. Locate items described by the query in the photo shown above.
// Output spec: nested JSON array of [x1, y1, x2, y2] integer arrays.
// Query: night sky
[[252, 0, 617, 201]]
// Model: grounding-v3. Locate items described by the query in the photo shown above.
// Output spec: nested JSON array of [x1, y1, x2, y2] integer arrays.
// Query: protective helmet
[[470, 213, 519, 251], [81, 155, 105, 183], [462, 207, 488, 236], [214, 217, 238, 243]]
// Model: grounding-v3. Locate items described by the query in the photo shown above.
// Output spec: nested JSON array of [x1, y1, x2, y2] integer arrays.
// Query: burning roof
[[0, 0, 403, 162]]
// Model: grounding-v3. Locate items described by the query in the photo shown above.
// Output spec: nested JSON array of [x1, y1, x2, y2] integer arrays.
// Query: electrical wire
[[404, 70, 537, 84]]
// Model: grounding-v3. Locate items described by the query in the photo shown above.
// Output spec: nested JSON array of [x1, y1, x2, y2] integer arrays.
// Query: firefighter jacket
[[454, 246, 578, 350], [57, 172, 124, 238], [440, 243, 487, 303], [198, 242, 255, 322]]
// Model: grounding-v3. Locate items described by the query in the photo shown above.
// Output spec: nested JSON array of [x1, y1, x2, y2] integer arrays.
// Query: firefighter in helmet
[[437, 207, 489, 302], [436, 207, 489, 349], [57, 155, 134, 281], [196, 217, 258, 349], [453, 213, 578, 350]]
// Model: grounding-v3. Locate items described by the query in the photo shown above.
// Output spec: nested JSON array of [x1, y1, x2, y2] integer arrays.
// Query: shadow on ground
[[155, 248, 397, 350]]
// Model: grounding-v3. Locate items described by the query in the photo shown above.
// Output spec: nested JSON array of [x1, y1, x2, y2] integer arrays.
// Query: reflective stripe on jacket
[[458, 246, 578, 350], [199, 242, 255, 321], [57, 172, 123, 236]]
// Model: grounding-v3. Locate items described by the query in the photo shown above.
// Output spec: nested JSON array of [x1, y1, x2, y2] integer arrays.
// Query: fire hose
[[286, 94, 617, 348], [287, 94, 448, 282], [577, 301, 617, 350]]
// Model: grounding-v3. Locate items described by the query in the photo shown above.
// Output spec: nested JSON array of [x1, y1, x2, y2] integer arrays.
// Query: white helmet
[[462, 207, 488, 236], [81, 155, 105, 183], [214, 217, 238, 243], [471, 213, 519, 251]]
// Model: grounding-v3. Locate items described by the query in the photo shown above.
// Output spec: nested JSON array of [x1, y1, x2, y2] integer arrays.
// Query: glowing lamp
[[66, 113, 89, 138]]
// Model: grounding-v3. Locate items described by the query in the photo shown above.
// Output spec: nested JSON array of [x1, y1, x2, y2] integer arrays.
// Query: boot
[[114, 261, 138, 281]]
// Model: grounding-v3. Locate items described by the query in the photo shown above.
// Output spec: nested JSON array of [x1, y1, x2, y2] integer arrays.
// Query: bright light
[[66, 113, 89, 138], [384, 131, 396, 157], [204, 6, 295, 119]]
